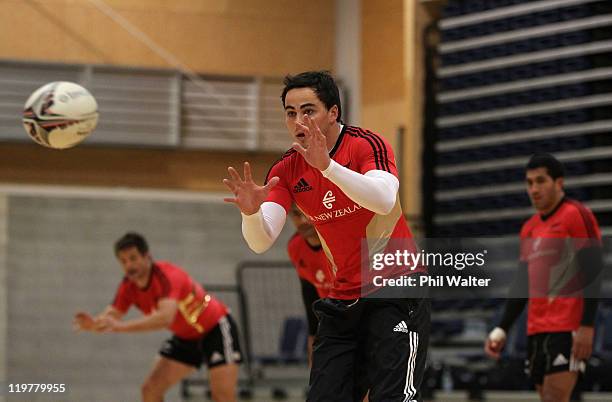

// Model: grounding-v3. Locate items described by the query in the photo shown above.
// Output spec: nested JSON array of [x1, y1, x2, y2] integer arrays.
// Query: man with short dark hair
[[74, 232, 242, 402], [485, 153, 603, 402], [224, 71, 429, 402]]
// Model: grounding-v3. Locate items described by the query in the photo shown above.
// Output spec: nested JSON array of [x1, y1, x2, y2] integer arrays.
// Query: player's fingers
[[74, 312, 92, 325], [222, 179, 238, 194], [571, 338, 579, 357], [264, 176, 280, 190], [575, 344, 589, 360], [571, 343, 581, 360], [315, 128, 325, 143], [223, 197, 238, 204], [297, 121, 317, 148], [304, 114, 314, 129], [303, 117, 325, 147], [484, 341, 494, 356], [485, 340, 501, 359], [95, 322, 111, 332], [296, 121, 310, 136], [227, 166, 243, 182], [318, 129, 328, 145], [292, 142, 307, 156], [243, 161, 253, 182], [305, 115, 323, 137], [304, 116, 319, 140]]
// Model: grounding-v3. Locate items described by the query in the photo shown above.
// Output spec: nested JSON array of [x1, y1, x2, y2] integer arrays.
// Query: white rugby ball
[[22, 81, 98, 149]]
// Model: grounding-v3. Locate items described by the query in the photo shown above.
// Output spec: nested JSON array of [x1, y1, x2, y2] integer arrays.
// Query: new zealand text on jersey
[[308, 203, 362, 222]]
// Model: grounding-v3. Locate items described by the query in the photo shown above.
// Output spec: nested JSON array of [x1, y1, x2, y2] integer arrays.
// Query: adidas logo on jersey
[[293, 178, 312, 193], [394, 321, 409, 333], [553, 353, 569, 366]]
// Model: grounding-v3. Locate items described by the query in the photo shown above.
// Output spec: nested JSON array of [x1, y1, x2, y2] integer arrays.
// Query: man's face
[[116, 246, 152, 283], [526, 167, 563, 213], [284, 87, 338, 147]]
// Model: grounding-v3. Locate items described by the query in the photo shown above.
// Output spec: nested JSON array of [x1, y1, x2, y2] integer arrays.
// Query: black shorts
[[308, 297, 430, 402], [159, 314, 243, 369], [526, 332, 585, 385]]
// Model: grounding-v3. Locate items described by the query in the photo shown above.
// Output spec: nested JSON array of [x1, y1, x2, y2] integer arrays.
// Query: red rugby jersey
[[266, 125, 422, 299], [112, 261, 228, 339], [287, 233, 333, 298], [520, 198, 601, 335]]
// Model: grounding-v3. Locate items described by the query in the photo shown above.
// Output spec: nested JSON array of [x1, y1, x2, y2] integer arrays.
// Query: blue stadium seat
[[481, 298, 503, 310], [594, 310, 612, 358], [587, 309, 612, 391], [432, 299, 457, 312]]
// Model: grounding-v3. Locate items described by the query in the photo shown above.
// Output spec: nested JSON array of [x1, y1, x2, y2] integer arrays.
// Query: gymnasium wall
[[0, 0, 334, 76], [0, 143, 280, 192]]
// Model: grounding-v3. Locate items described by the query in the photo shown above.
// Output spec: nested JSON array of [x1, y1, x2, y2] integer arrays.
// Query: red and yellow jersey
[[287, 233, 333, 298], [112, 261, 228, 339], [520, 198, 601, 335], [266, 125, 422, 299]]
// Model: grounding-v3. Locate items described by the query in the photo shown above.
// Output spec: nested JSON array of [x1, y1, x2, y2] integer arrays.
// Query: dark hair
[[281, 71, 342, 122], [114, 232, 149, 255], [526, 153, 565, 179]]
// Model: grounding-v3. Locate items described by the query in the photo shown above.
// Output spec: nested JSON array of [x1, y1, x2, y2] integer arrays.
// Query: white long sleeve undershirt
[[241, 163, 399, 254], [241, 202, 286, 254], [321, 160, 399, 215]]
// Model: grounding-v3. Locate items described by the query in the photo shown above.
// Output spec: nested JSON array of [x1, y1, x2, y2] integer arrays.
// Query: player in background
[[484, 153, 603, 402], [224, 71, 429, 402], [287, 203, 333, 366], [73, 232, 242, 402]]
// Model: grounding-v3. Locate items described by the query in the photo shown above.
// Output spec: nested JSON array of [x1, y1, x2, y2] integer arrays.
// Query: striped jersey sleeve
[[157, 265, 179, 300], [346, 126, 398, 177], [566, 200, 602, 245], [264, 149, 295, 213]]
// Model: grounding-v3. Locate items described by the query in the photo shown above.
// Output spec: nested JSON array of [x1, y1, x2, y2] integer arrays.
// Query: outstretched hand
[[73, 311, 96, 332], [223, 161, 279, 215], [73, 311, 122, 333], [94, 315, 121, 333], [292, 115, 331, 171]]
